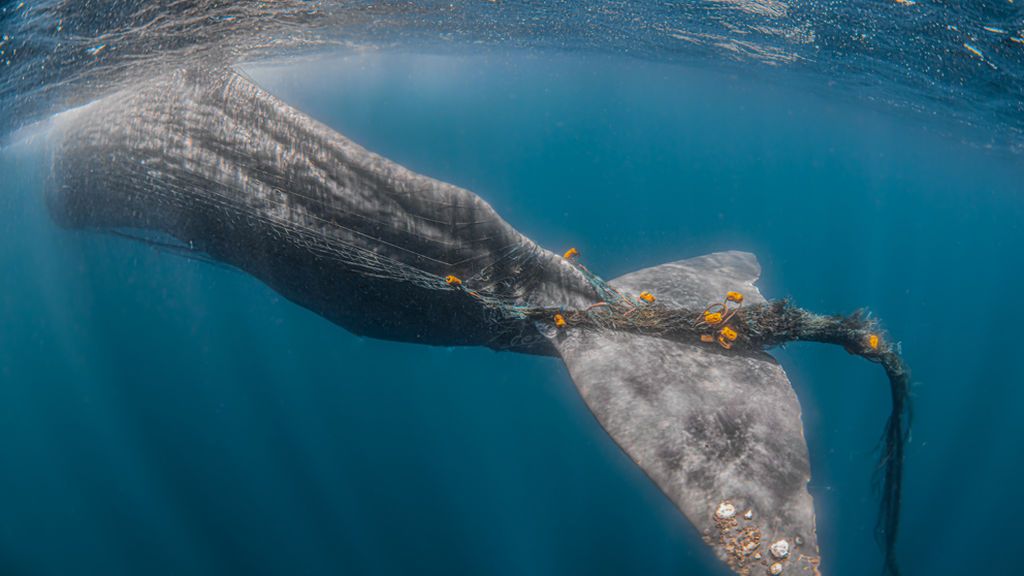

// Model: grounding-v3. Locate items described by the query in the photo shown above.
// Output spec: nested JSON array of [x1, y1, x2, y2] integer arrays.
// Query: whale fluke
[[552, 252, 821, 575]]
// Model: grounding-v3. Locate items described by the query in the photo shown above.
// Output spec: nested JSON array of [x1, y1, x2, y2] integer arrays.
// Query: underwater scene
[[1, 2, 1023, 575]]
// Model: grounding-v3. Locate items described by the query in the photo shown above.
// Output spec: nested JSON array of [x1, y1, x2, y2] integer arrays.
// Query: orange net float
[[718, 326, 739, 349], [695, 302, 726, 326], [868, 333, 880, 351]]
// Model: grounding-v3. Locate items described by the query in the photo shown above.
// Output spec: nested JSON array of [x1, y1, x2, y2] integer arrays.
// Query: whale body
[[45, 66, 823, 575]]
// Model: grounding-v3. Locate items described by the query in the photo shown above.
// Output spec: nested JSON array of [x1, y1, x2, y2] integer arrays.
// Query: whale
[[43, 65, 908, 576]]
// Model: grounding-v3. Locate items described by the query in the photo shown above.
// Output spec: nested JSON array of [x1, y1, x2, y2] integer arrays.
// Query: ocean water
[[2, 4, 1024, 576]]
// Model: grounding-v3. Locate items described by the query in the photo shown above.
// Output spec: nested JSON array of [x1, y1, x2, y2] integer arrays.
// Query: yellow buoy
[[868, 334, 880, 350], [554, 313, 567, 328], [563, 247, 579, 260], [445, 275, 462, 286], [704, 311, 723, 325], [639, 291, 655, 303]]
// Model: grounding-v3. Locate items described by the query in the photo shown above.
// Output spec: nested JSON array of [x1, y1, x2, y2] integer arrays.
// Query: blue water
[[2, 52, 1023, 575]]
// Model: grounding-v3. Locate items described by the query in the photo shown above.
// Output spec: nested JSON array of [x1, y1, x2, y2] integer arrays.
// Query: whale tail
[[549, 252, 823, 575]]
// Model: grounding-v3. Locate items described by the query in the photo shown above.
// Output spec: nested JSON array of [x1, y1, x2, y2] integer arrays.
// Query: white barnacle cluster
[[765, 539, 791, 574], [769, 539, 790, 559], [715, 501, 737, 520]]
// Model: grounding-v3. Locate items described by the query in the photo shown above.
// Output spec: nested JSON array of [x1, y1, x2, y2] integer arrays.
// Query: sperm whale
[[44, 65, 908, 576]]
